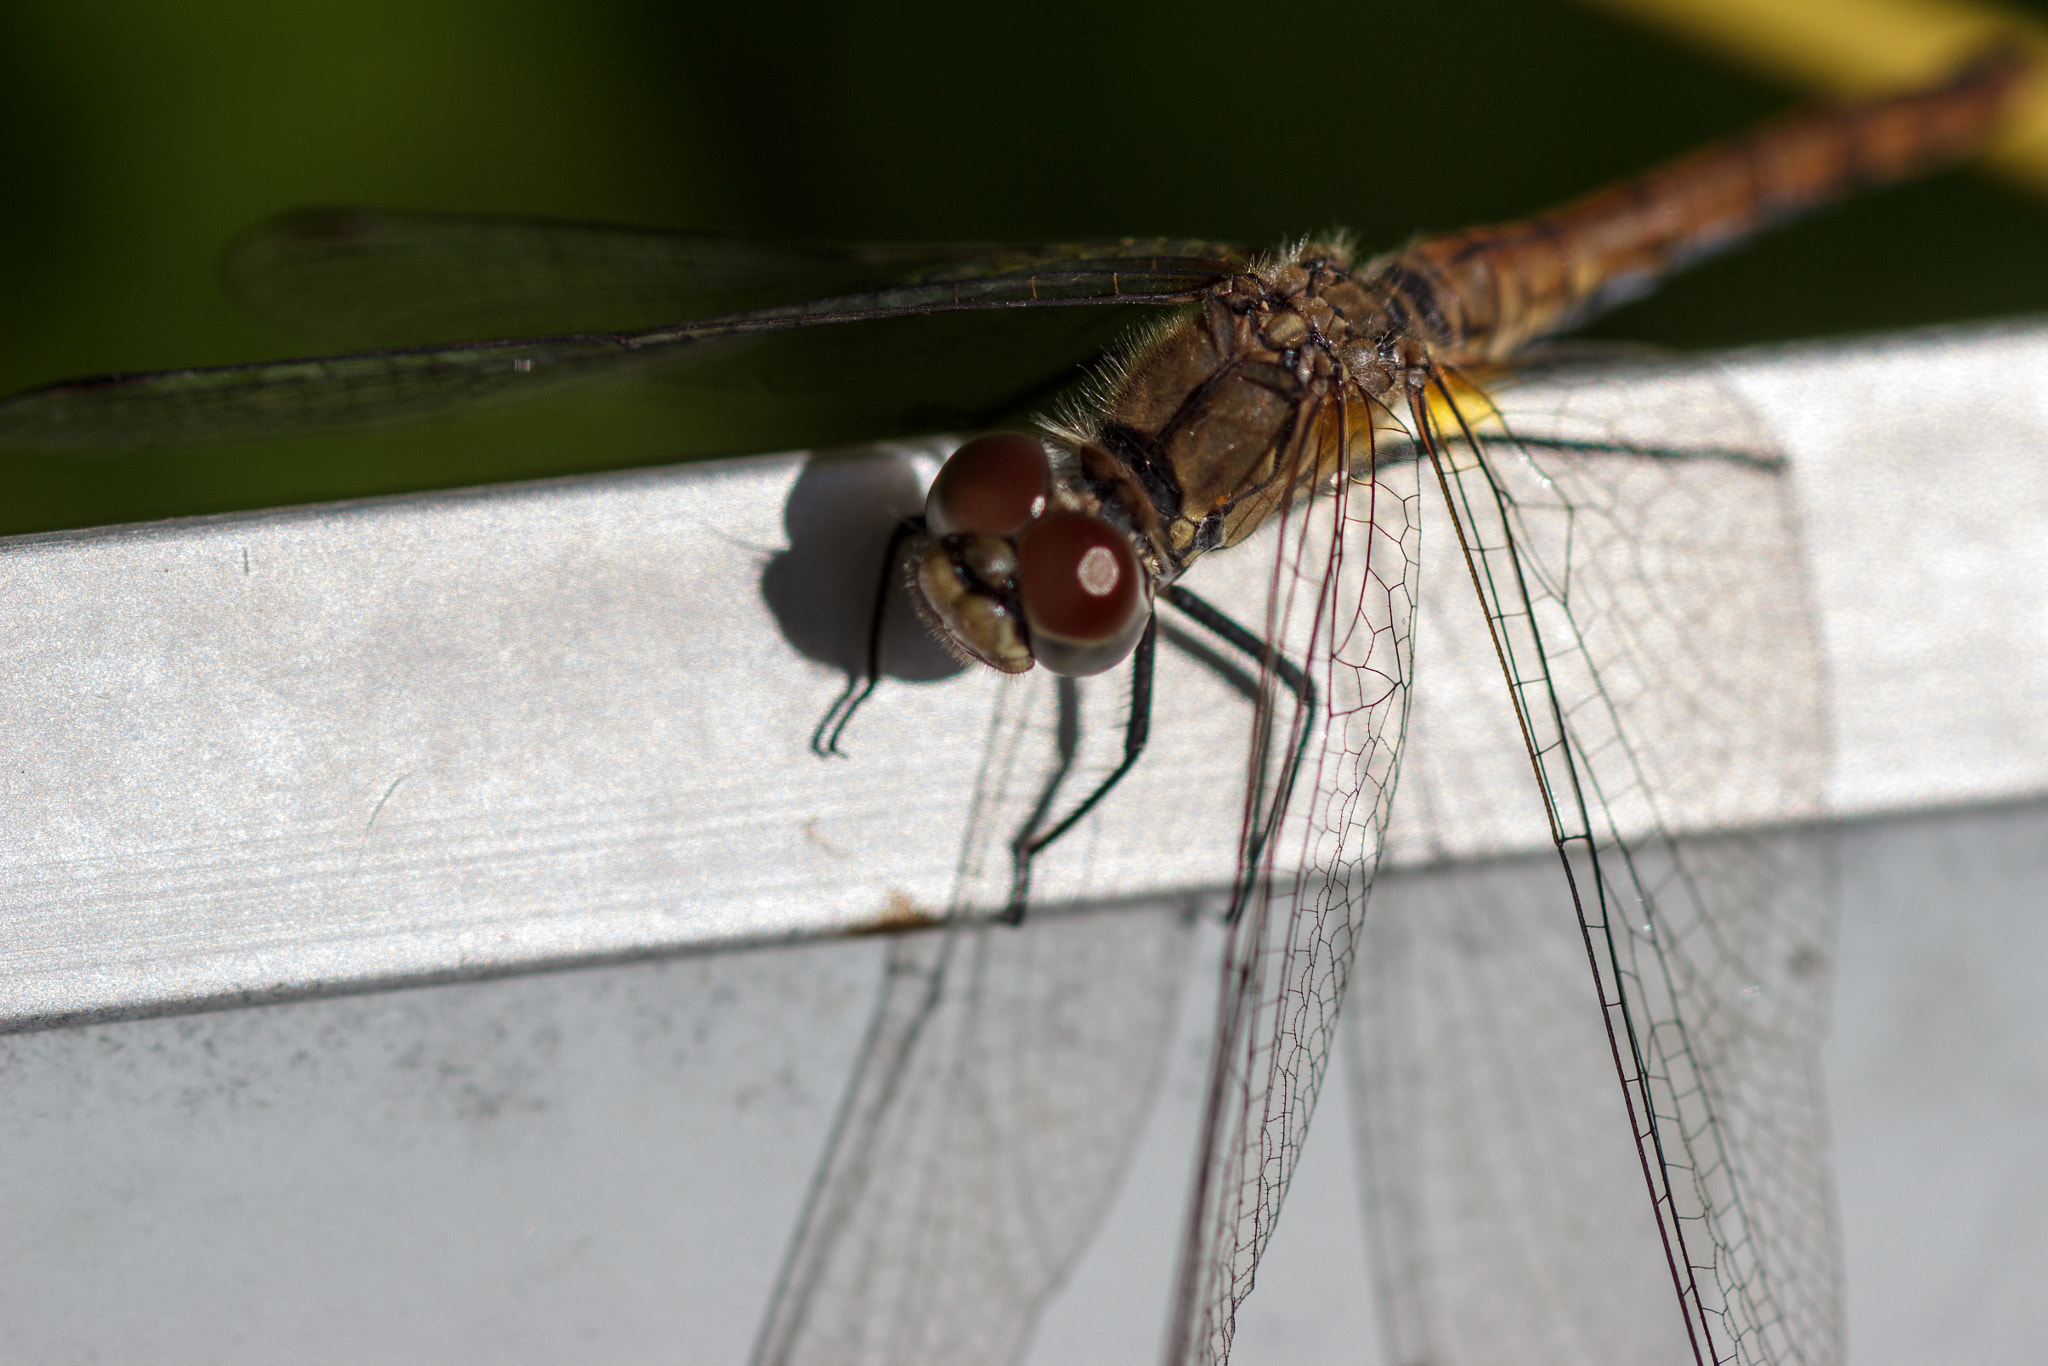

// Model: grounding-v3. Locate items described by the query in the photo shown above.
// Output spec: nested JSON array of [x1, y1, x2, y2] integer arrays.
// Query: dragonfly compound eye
[[1017, 510, 1149, 677], [924, 432, 1050, 538]]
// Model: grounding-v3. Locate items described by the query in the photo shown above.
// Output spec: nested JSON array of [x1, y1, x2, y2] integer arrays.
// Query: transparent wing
[[1354, 355, 1838, 1365], [0, 243, 1242, 451], [752, 675, 1196, 1366], [221, 209, 1245, 346], [1166, 388, 1423, 1365]]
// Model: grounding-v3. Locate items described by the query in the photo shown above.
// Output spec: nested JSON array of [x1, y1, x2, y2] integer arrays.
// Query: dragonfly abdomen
[[1389, 49, 2026, 365]]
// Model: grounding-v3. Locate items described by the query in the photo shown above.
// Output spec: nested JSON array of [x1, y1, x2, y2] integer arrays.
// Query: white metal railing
[[2, 320, 2045, 1033]]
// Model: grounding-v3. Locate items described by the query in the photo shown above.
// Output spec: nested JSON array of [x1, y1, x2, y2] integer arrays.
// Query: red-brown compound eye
[[1017, 510, 1150, 676], [924, 433, 1051, 538]]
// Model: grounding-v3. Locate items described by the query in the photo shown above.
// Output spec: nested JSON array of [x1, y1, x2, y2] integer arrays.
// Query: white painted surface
[[4, 322, 2047, 1029], [3, 799, 2040, 1362]]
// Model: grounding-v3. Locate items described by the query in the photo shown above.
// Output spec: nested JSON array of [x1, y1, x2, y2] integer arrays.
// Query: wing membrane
[[1167, 388, 1422, 1364], [752, 677, 1195, 1366], [223, 209, 1246, 346], [0, 336, 648, 449], [1361, 355, 1838, 1365], [750, 907, 1193, 1366], [1, 245, 1243, 450]]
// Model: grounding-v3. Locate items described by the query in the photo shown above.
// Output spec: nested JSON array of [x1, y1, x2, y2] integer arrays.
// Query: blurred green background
[[4, 0, 2047, 535]]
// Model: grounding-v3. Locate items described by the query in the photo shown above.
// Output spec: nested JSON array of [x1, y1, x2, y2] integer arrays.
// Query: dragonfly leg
[[1003, 613, 1157, 923], [811, 516, 922, 757], [1160, 583, 1317, 922]]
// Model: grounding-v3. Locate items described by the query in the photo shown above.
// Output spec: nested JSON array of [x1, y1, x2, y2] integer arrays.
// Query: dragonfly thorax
[[1048, 243, 1422, 583]]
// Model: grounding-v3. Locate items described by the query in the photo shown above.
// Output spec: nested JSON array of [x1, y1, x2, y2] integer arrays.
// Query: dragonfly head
[[911, 433, 1151, 678]]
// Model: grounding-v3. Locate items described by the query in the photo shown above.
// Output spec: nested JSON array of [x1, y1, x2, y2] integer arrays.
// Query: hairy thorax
[[1047, 241, 1442, 585]]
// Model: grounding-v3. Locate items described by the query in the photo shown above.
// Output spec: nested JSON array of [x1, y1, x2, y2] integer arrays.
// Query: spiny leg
[[1003, 614, 1157, 922]]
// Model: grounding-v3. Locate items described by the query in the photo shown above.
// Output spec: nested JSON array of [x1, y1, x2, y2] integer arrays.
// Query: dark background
[[5, 0, 2047, 535]]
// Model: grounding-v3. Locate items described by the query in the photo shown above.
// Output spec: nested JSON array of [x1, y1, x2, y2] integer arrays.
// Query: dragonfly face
[[909, 431, 1151, 677], [907, 244, 1434, 684]]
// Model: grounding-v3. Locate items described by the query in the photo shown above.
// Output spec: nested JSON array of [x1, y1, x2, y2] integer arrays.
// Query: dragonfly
[[0, 51, 2023, 1366]]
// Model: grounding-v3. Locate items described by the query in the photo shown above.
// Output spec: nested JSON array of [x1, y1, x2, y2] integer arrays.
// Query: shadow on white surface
[[6, 796, 2039, 1362]]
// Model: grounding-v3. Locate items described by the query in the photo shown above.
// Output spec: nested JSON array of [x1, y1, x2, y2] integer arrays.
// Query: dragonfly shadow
[[760, 447, 966, 685], [1160, 619, 1262, 707]]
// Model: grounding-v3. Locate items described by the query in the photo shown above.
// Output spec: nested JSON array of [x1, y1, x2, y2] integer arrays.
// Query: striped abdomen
[[1387, 51, 2027, 365]]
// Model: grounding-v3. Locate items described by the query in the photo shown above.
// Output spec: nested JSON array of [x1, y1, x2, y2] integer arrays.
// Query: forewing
[[1166, 390, 1423, 1365], [0, 336, 657, 450], [1357, 356, 1837, 1365], [221, 210, 1248, 346], [223, 210, 1009, 344], [752, 675, 1195, 1366], [0, 246, 1242, 451]]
